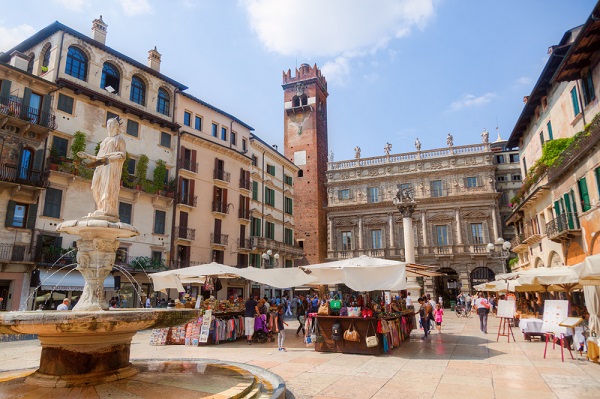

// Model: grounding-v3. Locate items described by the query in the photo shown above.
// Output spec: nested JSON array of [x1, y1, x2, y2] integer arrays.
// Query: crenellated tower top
[[282, 63, 327, 94]]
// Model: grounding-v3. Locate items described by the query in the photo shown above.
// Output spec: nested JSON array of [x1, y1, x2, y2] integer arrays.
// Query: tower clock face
[[288, 112, 311, 135]]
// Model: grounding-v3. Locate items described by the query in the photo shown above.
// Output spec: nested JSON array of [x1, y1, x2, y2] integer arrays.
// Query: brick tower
[[282, 63, 329, 265]]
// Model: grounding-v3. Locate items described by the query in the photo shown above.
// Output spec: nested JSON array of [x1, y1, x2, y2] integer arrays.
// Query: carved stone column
[[358, 216, 364, 250], [421, 211, 428, 247], [491, 205, 499, 242], [393, 190, 420, 294], [455, 208, 463, 244], [328, 217, 333, 252], [388, 213, 395, 249]]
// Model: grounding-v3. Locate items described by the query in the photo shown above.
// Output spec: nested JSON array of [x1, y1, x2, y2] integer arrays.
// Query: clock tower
[[282, 63, 329, 265]]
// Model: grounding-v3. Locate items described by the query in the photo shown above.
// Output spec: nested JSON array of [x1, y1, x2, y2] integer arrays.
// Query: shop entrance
[[0, 281, 10, 310], [433, 268, 460, 304], [470, 267, 495, 290]]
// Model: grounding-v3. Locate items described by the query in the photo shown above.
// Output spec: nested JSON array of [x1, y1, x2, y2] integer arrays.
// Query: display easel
[[496, 300, 516, 342], [541, 300, 573, 362]]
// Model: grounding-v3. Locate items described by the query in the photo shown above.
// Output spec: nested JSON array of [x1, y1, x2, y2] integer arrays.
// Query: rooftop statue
[[447, 133, 454, 147], [415, 138, 421, 151], [354, 146, 361, 159]]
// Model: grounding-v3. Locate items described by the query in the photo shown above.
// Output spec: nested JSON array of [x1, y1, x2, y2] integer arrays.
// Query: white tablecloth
[[519, 318, 543, 333]]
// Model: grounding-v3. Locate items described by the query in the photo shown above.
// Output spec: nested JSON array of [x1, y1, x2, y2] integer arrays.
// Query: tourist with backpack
[[418, 297, 430, 339]]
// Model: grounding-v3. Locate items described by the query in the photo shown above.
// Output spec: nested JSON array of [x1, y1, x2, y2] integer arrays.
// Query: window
[[371, 230, 382, 249], [65, 46, 87, 81], [496, 155, 505, 164], [242, 138, 247, 152], [466, 177, 478, 188], [100, 62, 120, 94], [51, 136, 68, 158], [285, 228, 293, 245], [212, 123, 218, 137], [435, 225, 448, 246], [251, 155, 258, 166], [523, 158, 528, 175], [398, 183, 411, 193], [151, 251, 162, 265], [284, 174, 293, 186], [160, 132, 171, 148], [119, 202, 132, 224], [231, 131, 237, 146], [430, 180, 445, 197], [510, 153, 520, 163], [57, 93, 74, 114], [130, 75, 146, 105], [547, 121, 554, 140], [26, 54, 34, 74], [156, 88, 170, 116], [267, 164, 276, 176], [43, 188, 62, 218], [183, 111, 191, 126], [341, 231, 352, 250], [19, 148, 33, 180], [497, 176, 506, 182], [154, 210, 166, 234], [221, 127, 227, 141], [284, 197, 293, 214], [596, 167, 600, 197], [126, 120, 139, 137], [285, 259, 293, 268], [298, 170, 304, 178], [195, 116, 202, 131], [252, 181, 258, 200], [338, 189, 350, 200], [265, 187, 275, 206], [571, 87, 580, 116], [265, 222, 275, 240], [127, 158, 136, 175], [470, 223, 484, 244], [41, 45, 51, 72], [367, 187, 379, 203], [578, 177, 591, 212], [539, 131, 545, 146], [512, 174, 522, 181], [582, 71, 595, 106], [251, 216, 262, 237], [499, 192, 509, 206], [212, 186, 227, 213], [5, 201, 36, 229], [106, 111, 118, 123]]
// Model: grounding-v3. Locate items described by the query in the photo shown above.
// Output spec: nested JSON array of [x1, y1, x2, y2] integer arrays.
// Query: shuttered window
[[571, 87, 580, 116], [119, 202, 132, 224], [154, 210, 166, 234], [43, 188, 62, 218], [578, 177, 591, 212]]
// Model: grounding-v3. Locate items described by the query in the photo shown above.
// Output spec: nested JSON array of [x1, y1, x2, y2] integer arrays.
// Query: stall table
[[519, 318, 545, 341]]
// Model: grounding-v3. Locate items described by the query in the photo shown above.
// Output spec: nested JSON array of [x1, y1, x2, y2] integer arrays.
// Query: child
[[434, 303, 444, 334], [276, 305, 288, 351]]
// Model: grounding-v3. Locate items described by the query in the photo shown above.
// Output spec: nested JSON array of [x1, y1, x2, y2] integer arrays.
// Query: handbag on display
[[343, 322, 360, 342], [362, 308, 373, 318], [203, 277, 214, 291], [314, 319, 325, 343], [347, 307, 361, 317], [330, 299, 342, 311], [318, 302, 330, 315], [365, 322, 379, 348], [340, 307, 348, 316]]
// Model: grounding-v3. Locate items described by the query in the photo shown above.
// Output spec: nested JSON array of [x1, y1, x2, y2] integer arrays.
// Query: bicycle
[[455, 304, 472, 318]]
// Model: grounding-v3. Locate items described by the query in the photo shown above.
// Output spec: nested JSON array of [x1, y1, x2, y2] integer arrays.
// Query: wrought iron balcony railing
[[178, 193, 197, 207], [239, 178, 251, 190], [179, 158, 199, 173], [546, 212, 581, 241], [0, 243, 31, 262], [210, 233, 229, 246], [212, 201, 229, 214], [0, 163, 50, 188], [175, 226, 196, 241], [0, 96, 57, 129], [213, 169, 231, 182]]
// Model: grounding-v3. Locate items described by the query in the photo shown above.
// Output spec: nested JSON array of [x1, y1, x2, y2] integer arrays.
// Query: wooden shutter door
[[222, 189, 228, 213]]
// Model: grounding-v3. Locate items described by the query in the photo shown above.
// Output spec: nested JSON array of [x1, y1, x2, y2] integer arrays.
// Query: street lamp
[[487, 237, 512, 273], [261, 250, 279, 268]]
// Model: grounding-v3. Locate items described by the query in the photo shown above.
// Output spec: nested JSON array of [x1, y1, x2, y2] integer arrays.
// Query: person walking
[[275, 305, 288, 351], [418, 298, 431, 339], [244, 296, 259, 345], [284, 295, 293, 316], [296, 295, 307, 336], [434, 303, 444, 334], [474, 292, 490, 333], [405, 292, 413, 309]]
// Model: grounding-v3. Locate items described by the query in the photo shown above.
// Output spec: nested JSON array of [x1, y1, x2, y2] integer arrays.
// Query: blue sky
[[0, 0, 597, 160]]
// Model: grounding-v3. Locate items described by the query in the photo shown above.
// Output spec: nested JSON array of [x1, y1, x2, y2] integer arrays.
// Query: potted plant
[[135, 154, 149, 190], [71, 131, 87, 176], [153, 159, 168, 195], [165, 177, 177, 198]]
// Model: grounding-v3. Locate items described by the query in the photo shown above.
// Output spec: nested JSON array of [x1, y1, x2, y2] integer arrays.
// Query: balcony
[[433, 246, 453, 257], [35, 246, 76, 265], [179, 158, 198, 173], [546, 213, 581, 242], [468, 245, 489, 255], [210, 233, 229, 247], [178, 193, 197, 207], [213, 169, 230, 183], [511, 234, 528, 253], [239, 178, 251, 191], [238, 238, 252, 251], [0, 243, 31, 262], [0, 164, 50, 189], [175, 226, 196, 241], [0, 96, 57, 130], [251, 237, 305, 258], [212, 201, 229, 214], [114, 255, 167, 272], [523, 222, 542, 245], [239, 209, 250, 220]]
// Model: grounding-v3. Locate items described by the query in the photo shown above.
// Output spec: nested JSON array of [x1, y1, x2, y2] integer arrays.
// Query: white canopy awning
[[40, 270, 114, 291], [572, 254, 600, 286]]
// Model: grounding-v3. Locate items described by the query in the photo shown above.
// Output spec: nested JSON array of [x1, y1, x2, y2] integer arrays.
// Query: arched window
[[65, 46, 88, 81], [26, 53, 34, 74], [156, 88, 170, 116], [130, 75, 146, 105], [100, 62, 120, 94], [19, 148, 34, 180], [292, 96, 300, 107], [301, 94, 308, 106], [41, 44, 51, 73]]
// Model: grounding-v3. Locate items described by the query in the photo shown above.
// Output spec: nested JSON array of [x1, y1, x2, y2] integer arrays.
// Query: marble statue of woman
[[481, 129, 489, 143], [77, 117, 126, 219], [415, 138, 422, 151], [354, 146, 361, 159], [447, 133, 454, 147]]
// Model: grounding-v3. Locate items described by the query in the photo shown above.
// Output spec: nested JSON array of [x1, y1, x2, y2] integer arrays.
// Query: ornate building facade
[[326, 141, 507, 298]]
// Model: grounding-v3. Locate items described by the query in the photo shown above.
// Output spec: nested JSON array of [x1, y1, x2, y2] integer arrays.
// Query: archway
[[534, 257, 545, 268], [433, 267, 459, 303], [548, 251, 562, 268], [566, 242, 585, 265], [470, 267, 495, 291]]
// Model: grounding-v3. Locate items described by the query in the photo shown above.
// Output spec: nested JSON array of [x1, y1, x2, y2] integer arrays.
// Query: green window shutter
[[595, 167, 600, 197], [252, 181, 258, 200], [0, 79, 12, 100], [26, 203, 38, 229], [578, 177, 591, 212], [571, 87, 580, 115], [20, 88, 32, 119], [5, 200, 16, 227], [547, 121, 553, 140]]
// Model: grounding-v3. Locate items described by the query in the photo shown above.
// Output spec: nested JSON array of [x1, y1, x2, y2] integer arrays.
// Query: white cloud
[[515, 76, 532, 86], [449, 93, 496, 111], [117, 0, 152, 16], [321, 57, 351, 86], [53, 0, 85, 11], [243, 0, 434, 56], [0, 24, 36, 52]]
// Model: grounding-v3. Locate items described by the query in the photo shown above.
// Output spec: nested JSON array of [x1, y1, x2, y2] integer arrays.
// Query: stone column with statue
[[392, 188, 421, 294]]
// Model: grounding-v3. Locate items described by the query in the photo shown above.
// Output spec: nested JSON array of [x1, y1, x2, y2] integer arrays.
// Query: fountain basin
[[0, 309, 201, 387]]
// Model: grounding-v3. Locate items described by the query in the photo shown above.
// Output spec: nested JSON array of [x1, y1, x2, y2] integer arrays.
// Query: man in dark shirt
[[296, 295, 307, 336], [245, 296, 259, 344]]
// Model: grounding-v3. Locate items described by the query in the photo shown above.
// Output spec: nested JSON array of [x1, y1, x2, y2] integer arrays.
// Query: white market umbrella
[[242, 266, 317, 289], [572, 254, 600, 286]]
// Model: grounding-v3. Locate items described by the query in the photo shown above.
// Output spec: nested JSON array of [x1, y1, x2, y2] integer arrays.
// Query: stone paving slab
[[1, 312, 599, 398]]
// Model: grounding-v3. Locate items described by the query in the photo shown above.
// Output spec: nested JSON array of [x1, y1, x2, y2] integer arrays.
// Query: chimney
[[148, 47, 161, 72], [92, 16, 108, 44], [523, 96, 529, 104], [9, 51, 31, 71]]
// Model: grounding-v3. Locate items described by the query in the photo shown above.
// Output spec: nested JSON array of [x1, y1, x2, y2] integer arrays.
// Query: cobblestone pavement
[[1, 311, 599, 398]]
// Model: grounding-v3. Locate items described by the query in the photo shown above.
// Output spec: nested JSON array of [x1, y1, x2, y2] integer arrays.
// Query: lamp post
[[261, 250, 279, 268], [486, 237, 512, 274], [392, 188, 421, 294]]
